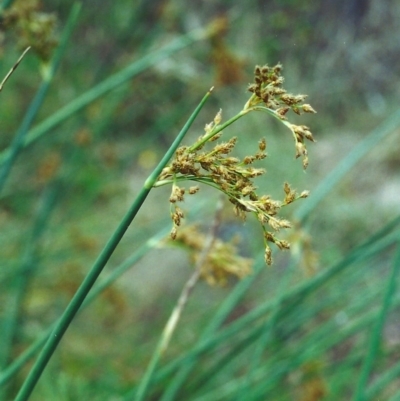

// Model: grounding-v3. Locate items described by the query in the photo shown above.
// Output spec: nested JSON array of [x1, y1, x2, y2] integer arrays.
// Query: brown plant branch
[[0, 47, 30, 93]]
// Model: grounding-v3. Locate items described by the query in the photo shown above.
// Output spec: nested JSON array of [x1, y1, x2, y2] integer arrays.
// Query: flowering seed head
[[175, 207, 184, 218], [295, 142, 306, 158], [243, 155, 256, 165], [159, 61, 316, 266], [170, 226, 177, 240], [279, 219, 292, 229], [210, 133, 223, 142], [214, 109, 222, 125], [276, 107, 289, 119], [258, 138, 267, 151], [265, 246, 272, 265], [303, 129, 315, 142], [302, 104, 317, 113], [189, 186, 200, 194], [269, 219, 281, 231], [204, 122, 213, 133], [276, 240, 290, 250]]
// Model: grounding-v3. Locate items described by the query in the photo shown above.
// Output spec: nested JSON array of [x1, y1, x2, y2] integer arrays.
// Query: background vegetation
[[1, 0, 400, 400]]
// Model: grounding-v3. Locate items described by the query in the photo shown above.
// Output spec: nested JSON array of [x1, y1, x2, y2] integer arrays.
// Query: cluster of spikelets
[[158, 63, 316, 272], [171, 225, 252, 286], [2, 0, 59, 61], [246, 64, 316, 169]]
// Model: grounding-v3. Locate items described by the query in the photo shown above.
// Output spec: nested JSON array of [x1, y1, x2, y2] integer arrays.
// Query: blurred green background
[[1, 0, 400, 400]]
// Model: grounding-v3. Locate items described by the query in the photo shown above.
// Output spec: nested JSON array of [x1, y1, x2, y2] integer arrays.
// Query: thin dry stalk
[[0, 47, 30, 92], [161, 198, 224, 354]]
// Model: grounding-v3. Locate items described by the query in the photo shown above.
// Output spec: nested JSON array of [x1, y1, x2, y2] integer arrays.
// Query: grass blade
[[13, 89, 212, 401], [0, 26, 212, 166], [354, 242, 400, 401], [0, 3, 81, 193], [0, 226, 170, 387]]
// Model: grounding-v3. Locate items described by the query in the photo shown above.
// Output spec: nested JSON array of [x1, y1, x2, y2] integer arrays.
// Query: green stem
[[187, 102, 289, 154], [0, 226, 171, 387], [154, 175, 218, 188], [0, 0, 13, 13], [13, 89, 212, 401], [0, 3, 81, 194], [0, 47, 30, 92], [128, 217, 400, 400], [188, 109, 248, 152], [0, 26, 210, 166], [134, 199, 223, 401], [353, 242, 400, 401], [0, 186, 57, 401]]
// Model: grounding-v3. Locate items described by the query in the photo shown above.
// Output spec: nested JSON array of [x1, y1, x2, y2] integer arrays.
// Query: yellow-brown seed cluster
[[2, 0, 59, 61], [169, 184, 187, 240], [158, 63, 316, 268], [246, 64, 316, 169], [160, 110, 310, 265], [170, 225, 252, 286]]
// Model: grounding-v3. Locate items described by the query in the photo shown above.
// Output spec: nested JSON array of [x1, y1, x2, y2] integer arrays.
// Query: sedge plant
[[13, 63, 316, 400], [132, 63, 317, 401]]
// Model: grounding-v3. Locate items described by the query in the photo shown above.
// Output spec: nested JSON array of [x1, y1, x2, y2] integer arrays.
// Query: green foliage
[[1, 1, 400, 401]]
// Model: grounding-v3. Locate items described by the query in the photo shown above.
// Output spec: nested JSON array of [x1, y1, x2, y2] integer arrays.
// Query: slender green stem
[[187, 103, 292, 154], [134, 199, 223, 401], [0, 3, 81, 194], [0, 226, 170, 387], [13, 89, 212, 401], [353, 242, 400, 401], [0, 186, 57, 365], [0, 186, 57, 401], [188, 109, 248, 152], [129, 217, 400, 400], [0, 0, 13, 13], [366, 355, 400, 400], [234, 254, 299, 401], [0, 47, 30, 92], [0, 26, 211, 166], [154, 176, 220, 191]]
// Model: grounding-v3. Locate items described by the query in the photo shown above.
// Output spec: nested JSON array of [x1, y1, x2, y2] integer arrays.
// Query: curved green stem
[[250, 104, 297, 139], [13, 89, 212, 401], [188, 109, 249, 152]]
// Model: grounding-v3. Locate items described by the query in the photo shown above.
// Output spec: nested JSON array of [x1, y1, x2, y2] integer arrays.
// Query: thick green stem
[[0, 227, 170, 387], [13, 89, 212, 401]]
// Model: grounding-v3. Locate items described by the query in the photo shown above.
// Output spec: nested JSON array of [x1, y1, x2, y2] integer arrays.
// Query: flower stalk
[[14, 89, 212, 401]]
